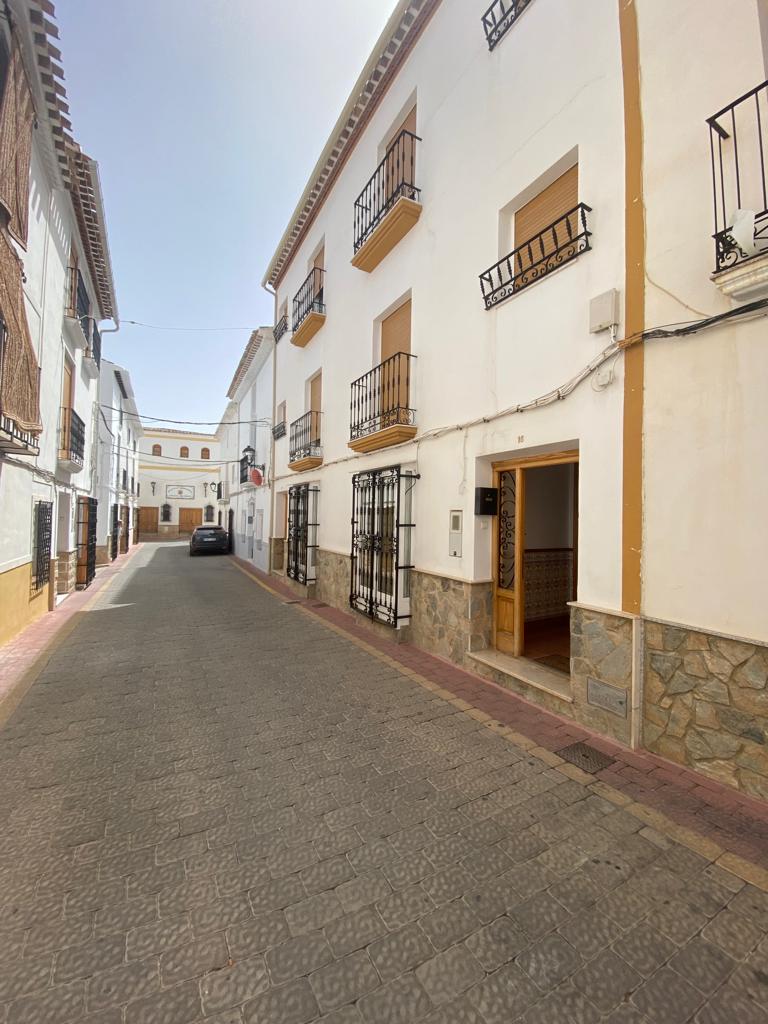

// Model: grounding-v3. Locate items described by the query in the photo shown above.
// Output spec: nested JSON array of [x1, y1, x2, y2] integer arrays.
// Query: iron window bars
[[110, 503, 120, 559], [205, 504, 215, 522], [77, 496, 98, 589], [350, 465, 417, 627], [292, 267, 325, 333], [708, 80, 768, 271], [272, 419, 287, 440], [350, 352, 416, 441], [481, 0, 534, 51], [32, 500, 53, 592], [274, 314, 289, 343], [59, 407, 86, 465], [289, 410, 322, 463], [160, 503, 171, 524], [354, 129, 421, 253], [239, 455, 250, 484], [287, 483, 319, 585], [479, 203, 592, 310]]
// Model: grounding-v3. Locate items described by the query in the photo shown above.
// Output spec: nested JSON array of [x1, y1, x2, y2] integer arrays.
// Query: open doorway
[[493, 453, 578, 674]]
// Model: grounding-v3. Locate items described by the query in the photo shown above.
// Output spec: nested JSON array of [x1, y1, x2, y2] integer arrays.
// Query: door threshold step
[[468, 648, 573, 703]]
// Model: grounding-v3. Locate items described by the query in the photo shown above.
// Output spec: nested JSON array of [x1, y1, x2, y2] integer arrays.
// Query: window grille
[[110, 503, 119, 560], [204, 504, 215, 522], [32, 500, 53, 591], [286, 484, 319, 584], [76, 496, 98, 588], [350, 465, 417, 626], [161, 503, 172, 523]]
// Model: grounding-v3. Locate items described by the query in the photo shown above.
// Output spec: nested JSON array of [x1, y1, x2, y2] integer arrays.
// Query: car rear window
[[195, 527, 223, 534]]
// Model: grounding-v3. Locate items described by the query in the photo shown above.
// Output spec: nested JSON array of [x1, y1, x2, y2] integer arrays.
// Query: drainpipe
[[263, 282, 277, 572]]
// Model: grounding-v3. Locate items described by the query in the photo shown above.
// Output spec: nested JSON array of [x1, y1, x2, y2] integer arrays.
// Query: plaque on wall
[[587, 677, 627, 718], [166, 485, 195, 499]]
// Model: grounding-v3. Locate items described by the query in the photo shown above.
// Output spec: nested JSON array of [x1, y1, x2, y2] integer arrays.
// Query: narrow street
[[0, 543, 766, 1024]]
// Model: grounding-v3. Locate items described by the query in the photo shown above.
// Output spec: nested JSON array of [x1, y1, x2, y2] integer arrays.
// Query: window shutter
[[381, 300, 411, 362], [310, 373, 322, 413], [514, 164, 578, 251]]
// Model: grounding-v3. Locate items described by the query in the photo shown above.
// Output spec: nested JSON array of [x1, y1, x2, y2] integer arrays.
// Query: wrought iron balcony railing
[[479, 203, 592, 309], [59, 406, 85, 466], [274, 314, 289, 343], [272, 419, 286, 440], [89, 323, 102, 368], [481, 0, 535, 51], [289, 410, 322, 463], [350, 352, 416, 441], [354, 129, 421, 253], [292, 268, 325, 334], [708, 80, 768, 272], [239, 455, 250, 484]]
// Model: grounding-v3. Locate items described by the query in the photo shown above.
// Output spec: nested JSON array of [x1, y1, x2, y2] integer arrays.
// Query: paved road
[[1, 542, 767, 1024]]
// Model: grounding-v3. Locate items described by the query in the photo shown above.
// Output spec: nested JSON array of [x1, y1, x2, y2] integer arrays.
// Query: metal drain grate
[[282, 599, 301, 605], [557, 741, 615, 774]]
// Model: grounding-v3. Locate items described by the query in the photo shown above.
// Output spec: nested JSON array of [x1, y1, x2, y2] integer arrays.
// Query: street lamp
[[242, 445, 255, 466]]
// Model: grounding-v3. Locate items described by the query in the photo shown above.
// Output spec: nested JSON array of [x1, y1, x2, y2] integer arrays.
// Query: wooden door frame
[[491, 450, 579, 657]]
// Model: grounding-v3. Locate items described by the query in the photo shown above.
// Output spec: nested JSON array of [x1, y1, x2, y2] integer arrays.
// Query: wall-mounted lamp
[[150, 481, 156, 496]]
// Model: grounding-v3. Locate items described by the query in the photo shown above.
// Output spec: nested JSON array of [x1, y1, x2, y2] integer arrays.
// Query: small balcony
[[479, 203, 592, 309], [58, 407, 85, 471], [291, 268, 325, 348], [288, 410, 322, 472], [65, 267, 91, 349], [348, 352, 417, 453], [708, 80, 768, 300], [0, 413, 39, 455], [352, 130, 421, 273], [481, 0, 534, 52], [274, 314, 289, 343], [83, 323, 102, 379], [272, 419, 287, 440]]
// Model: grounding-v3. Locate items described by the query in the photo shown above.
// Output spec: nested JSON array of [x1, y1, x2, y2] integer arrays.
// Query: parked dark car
[[189, 525, 229, 556]]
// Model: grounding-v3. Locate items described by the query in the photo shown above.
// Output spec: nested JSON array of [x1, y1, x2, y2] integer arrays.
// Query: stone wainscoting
[[56, 550, 77, 594], [315, 549, 349, 614], [409, 571, 492, 667], [270, 538, 285, 572], [644, 621, 768, 800], [570, 605, 634, 744], [96, 542, 111, 566]]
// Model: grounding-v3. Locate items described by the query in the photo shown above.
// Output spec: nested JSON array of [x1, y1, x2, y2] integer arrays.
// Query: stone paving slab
[[0, 542, 767, 1023]]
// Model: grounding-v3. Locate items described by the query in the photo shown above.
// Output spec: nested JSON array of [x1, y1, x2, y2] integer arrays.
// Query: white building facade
[[263, 0, 768, 798], [137, 429, 221, 538], [95, 360, 142, 565], [219, 328, 274, 573], [0, 0, 117, 645]]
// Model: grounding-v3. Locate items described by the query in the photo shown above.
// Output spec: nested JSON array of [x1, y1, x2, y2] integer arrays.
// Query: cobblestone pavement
[[1, 543, 767, 1024]]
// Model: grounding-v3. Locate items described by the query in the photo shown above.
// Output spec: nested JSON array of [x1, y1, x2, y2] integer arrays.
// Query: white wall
[[638, 0, 768, 640], [271, 0, 626, 611], [138, 431, 221, 529]]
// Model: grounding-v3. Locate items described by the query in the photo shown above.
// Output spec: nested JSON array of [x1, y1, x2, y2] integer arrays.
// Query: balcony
[[348, 352, 417, 453], [291, 268, 325, 348], [65, 267, 91, 349], [272, 419, 287, 440], [288, 410, 322, 472], [83, 323, 102, 380], [481, 0, 534, 52], [708, 81, 768, 300], [58, 407, 85, 471], [274, 314, 289, 343], [352, 130, 421, 273], [479, 203, 592, 309], [0, 413, 39, 455]]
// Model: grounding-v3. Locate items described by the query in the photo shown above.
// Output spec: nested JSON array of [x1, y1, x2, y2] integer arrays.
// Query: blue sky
[[55, 0, 397, 428]]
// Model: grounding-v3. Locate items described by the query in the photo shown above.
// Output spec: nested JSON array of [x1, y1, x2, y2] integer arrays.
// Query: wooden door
[[179, 508, 202, 534], [120, 505, 130, 553], [386, 106, 417, 196], [310, 372, 322, 413], [138, 506, 158, 536], [494, 468, 525, 655]]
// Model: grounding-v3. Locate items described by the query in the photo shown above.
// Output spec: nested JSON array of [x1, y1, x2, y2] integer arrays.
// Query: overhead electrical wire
[[99, 404, 272, 428], [120, 320, 254, 332]]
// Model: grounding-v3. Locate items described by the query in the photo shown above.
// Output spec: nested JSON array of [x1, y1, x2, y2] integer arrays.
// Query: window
[[152, 444, 162, 456], [122, 468, 127, 490], [32, 501, 53, 591], [180, 446, 189, 458], [277, 401, 286, 423], [204, 504, 215, 523], [480, 162, 590, 309], [161, 503, 172, 523], [287, 484, 318, 584], [350, 466, 417, 626], [201, 447, 210, 460], [273, 401, 287, 440]]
